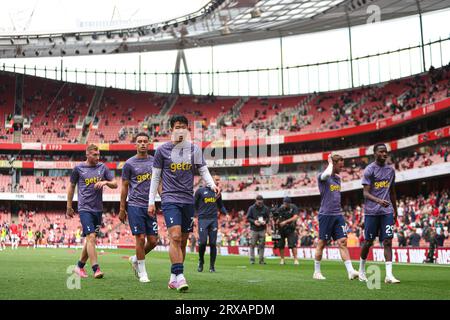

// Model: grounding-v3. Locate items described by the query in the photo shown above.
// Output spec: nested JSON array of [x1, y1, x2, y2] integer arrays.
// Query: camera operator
[[246, 195, 270, 265], [272, 197, 299, 265]]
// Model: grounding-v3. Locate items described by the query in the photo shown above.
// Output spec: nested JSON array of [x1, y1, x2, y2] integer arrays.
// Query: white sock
[[131, 255, 137, 264], [176, 273, 186, 282], [344, 260, 355, 273], [137, 260, 147, 276], [385, 261, 393, 278], [314, 260, 321, 273], [359, 258, 366, 274], [170, 273, 176, 283]]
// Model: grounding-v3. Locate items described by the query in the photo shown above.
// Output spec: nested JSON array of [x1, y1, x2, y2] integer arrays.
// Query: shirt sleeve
[[153, 148, 163, 169], [361, 166, 372, 186], [193, 144, 207, 169], [104, 165, 114, 181], [319, 162, 333, 181], [121, 163, 132, 181], [69, 167, 79, 185], [291, 204, 300, 215]]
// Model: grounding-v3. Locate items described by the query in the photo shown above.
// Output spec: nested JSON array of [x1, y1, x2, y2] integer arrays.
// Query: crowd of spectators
[[1, 140, 447, 194], [218, 64, 450, 137]]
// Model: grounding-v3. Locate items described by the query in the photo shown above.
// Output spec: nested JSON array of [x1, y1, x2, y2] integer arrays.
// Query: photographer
[[246, 195, 270, 265], [300, 230, 314, 247], [272, 197, 299, 265]]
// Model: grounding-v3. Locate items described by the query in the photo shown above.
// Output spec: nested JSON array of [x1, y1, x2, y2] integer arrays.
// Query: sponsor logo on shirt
[[170, 162, 192, 172], [84, 176, 102, 186], [204, 197, 217, 204], [374, 180, 390, 189], [329, 184, 341, 192], [136, 172, 152, 183]]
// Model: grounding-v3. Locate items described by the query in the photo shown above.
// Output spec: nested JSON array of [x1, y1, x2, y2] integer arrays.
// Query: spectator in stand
[[397, 231, 407, 247], [435, 227, 449, 247], [408, 228, 421, 247]]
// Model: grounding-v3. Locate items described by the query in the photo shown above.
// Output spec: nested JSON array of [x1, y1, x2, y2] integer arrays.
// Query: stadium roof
[[1, 0, 449, 58]]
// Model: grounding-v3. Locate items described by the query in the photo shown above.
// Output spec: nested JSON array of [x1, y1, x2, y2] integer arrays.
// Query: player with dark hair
[[147, 115, 220, 292], [359, 143, 400, 284], [314, 154, 359, 280], [194, 175, 228, 273], [119, 132, 159, 283], [67, 144, 117, 279]]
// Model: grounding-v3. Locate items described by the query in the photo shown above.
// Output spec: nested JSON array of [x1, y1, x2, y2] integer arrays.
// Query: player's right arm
[[66, 183, 76, 218], [119, 163, 131, 223], [319, 154, 333, 181], [66, 167, 78, 218], [119, 180, 129, 223]]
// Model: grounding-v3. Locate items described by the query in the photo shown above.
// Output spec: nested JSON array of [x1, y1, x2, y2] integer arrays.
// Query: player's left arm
[[194, 145, 220, 195], [96, 167, 118, 189], [390, 176, 398, 222], [216, 196, 228, 215], [194, 188, 201, 212]]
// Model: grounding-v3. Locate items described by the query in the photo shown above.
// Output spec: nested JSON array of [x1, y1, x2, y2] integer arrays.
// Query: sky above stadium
[[0, 0, 209, 35]]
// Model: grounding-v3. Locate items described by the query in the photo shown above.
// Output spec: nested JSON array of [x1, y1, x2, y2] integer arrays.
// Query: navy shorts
[[318, 214, 347, 241], [364, 214, 394, 242], [127, 205, 158, 236], [79, 211, 102, 237], [198, 218, 218, 246], [161, 203, 195, 233]]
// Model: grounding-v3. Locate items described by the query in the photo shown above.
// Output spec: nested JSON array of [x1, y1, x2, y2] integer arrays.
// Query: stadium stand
[[2, 63, 449, 144]]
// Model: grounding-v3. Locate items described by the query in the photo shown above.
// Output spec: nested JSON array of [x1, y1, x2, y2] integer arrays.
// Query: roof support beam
[[416, 0, 427, 72], [345, 6, 355, 88]]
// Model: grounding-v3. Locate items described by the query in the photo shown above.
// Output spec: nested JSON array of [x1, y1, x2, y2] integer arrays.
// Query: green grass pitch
[[1, 248, 449, 300]]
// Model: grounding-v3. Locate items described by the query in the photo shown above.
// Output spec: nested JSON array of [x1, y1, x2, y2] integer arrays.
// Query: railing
[[1, 37, 448, 96]]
